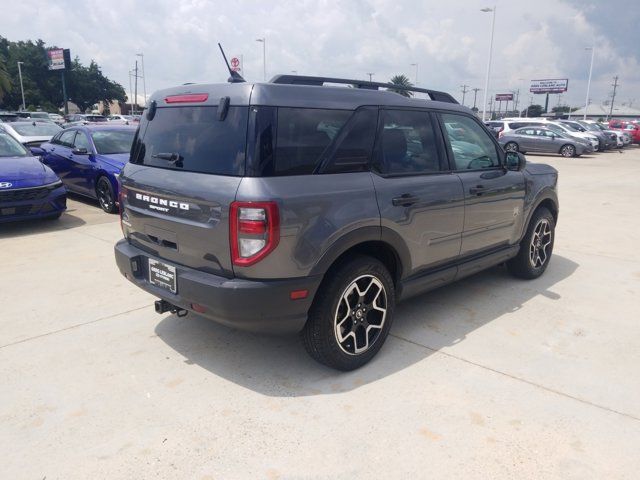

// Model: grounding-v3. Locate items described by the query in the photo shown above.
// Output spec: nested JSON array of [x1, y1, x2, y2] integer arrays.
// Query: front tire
[[301, 255, 395, 371], [560, 144, 576, 157], [96, 176, 117, 213], [507, 207, 555, 279], [504, 141, 519, 153]]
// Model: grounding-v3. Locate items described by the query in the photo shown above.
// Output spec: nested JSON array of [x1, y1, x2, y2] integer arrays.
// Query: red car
[[608, 120, 640, 144]]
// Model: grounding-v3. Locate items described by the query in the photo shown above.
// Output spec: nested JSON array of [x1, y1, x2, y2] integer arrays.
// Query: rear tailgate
[[119, 98, 250, 278]]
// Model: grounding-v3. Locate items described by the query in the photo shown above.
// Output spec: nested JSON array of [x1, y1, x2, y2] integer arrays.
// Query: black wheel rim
[[334, 274, 387, 355], [97, 179, 113, 211], [529, 219, 552, 268], [505, 143, 517, 152]]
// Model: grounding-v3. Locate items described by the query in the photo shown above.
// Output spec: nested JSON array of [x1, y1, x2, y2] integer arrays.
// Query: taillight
[[230, 201, 280, 266], [119, 186, 128, 235]]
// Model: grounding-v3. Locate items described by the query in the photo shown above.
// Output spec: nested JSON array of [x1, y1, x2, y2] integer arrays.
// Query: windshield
[[11, 123, 62, 136], [92, 130, 136, 154], [0, 132, 29, 157]]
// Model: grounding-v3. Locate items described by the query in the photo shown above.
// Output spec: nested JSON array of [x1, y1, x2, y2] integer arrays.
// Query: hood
[[14, 135, 54, 144], [98, 152, 129, 169], [0, 155, 60, 189]]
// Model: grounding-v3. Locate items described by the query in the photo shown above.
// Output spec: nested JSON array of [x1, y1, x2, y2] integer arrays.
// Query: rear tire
[[301, 255, 395, 371], [96, 176, 117, 214], [508, 207, 555, 279]]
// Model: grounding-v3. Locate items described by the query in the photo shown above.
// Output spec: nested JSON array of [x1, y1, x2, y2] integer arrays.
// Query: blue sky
[[2, 0, 638, 109]]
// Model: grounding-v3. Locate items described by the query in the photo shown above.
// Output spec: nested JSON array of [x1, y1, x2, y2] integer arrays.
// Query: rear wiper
[[152, 152, 184, 167]]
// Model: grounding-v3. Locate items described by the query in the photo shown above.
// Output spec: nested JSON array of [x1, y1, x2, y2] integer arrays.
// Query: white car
[[107, 114, 133, 125], [0, 121, 63, 147]]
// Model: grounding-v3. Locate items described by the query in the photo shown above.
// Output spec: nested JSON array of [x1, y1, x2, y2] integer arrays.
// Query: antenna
[[218, 43, 246, 83]]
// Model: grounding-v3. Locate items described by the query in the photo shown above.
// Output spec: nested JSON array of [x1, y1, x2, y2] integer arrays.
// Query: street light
[[584, 46, 595, 120], [480, 6, 496, 121], [410, 63, 418, 85], [16, 61, 26, 111], [136, 53, 147, 107], [256, 38, 266, 81]]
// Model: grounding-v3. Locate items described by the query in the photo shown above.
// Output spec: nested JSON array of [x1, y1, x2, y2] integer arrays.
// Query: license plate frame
[[148, 259, 177, 294]]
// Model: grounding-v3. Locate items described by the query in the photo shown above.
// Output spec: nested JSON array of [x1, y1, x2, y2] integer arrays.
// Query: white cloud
[[1, 0, 638, 109]]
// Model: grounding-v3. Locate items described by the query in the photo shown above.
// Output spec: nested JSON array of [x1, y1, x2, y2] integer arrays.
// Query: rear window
[[11, 123, 61, 136], [92, 129, 135, 154], [131, 106, 248, 176]]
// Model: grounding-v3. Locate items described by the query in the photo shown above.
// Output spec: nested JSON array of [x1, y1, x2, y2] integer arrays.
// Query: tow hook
[[154, 299, 188, 317]]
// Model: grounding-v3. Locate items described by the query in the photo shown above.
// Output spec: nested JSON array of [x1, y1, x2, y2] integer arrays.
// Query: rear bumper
[[0, 184, 66, 223], [114, 239, 321, 334]]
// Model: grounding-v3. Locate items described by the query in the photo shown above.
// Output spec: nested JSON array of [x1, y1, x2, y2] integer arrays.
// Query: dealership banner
[[47, 49, 65, 70], [495, 93, 514, 101], [530, 79, 568, 94]]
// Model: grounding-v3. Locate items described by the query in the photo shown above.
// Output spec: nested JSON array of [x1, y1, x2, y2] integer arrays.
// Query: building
[[569, 104, 640, 120]]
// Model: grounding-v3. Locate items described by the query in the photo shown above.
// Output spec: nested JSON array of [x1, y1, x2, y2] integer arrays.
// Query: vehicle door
[[511, 128, 534, 151], [66, 130, 97, 196], [41, 129, 77, 185], [539, 129, 562, 153], [371, 108, 465, 276], [439, 112, 526, 256]]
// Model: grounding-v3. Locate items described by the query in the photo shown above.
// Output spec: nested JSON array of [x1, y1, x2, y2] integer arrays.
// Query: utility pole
[[366, 73, 374, 82], [16, 61, 26, 111], [134, 60, 139, 115], [513, 89, 520, 117], [460, 84, 469, 106], [136, 53, 146, 107], [128, 70, 134, 115], [472, 88, 481, 111], [608, 75, 619, 120]]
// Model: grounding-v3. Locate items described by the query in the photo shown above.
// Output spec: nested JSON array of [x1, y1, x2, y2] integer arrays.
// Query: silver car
[[0, 121, 62, 147], [499, 126, 586, 157]]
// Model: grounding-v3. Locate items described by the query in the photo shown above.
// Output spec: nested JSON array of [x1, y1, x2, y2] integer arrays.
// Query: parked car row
[[485, 117, 637, 157]]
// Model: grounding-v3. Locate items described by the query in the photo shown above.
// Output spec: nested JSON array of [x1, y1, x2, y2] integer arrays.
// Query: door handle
[[469, 185, 487, 195], [392, 194, 420, 207]]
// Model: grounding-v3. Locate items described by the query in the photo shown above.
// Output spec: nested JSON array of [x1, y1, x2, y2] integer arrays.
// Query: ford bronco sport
[[115, 74, 558, 371]]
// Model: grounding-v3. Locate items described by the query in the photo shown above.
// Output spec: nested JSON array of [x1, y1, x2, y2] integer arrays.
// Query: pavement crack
[[0, 305, 150, 349], [389, 333, 640, 423]]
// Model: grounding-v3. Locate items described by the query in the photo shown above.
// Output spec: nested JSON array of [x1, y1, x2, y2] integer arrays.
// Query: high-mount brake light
[[230, 202, 280, 267], [164, 93, 209, 104]]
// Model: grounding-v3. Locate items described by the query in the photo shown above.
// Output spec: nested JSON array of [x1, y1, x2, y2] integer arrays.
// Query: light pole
[[410, 63, 418, 85], [256, 38, 266, 81], [291, 70, 298, 75], [583, 46, 595, 120], [128, 70, 134, 115], [480, 6, 496, 121], [366, 73, 374, 82], [136, 53, 146, 107], [17, 61, 26, 111]]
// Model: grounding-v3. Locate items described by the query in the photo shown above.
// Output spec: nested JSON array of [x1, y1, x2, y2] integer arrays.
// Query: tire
[[96, 176, 117, 213], [504, 142, 519, 153], [301, 255, 395, 371], [46, 212, 62, 220], [507, 207, 555, 279], [560, 144, 576, 157]]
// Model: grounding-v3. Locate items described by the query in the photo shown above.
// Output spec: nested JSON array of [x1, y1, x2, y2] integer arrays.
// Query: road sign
[[47, 49, 65, 70], [230, 55, 242, 73], [530, 79, 568, 94], [495, 93, 514, 101]]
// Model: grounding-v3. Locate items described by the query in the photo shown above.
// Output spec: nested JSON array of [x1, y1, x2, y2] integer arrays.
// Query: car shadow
[[0, 209, 86, 238], [155, 254, 579, 397]]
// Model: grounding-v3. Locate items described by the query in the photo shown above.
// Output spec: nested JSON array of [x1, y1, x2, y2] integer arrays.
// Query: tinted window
[[274, 108, 350, 175], [323, 108, 377, 174], [375, 110, 441, 175], [74, 132, 92, 151], [132, 106, 248, 176], [0, 132, 29, 157], [92, 129, 135, 154], [441, 113, 500, 170], [59, 130, 77, 147]]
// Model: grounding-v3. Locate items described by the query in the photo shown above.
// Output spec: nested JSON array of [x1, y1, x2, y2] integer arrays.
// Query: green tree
[[388, 74, 414, 97], [66, 58, 126, 112], [0, 53, 11, 103], [522, 104, 544, 117]]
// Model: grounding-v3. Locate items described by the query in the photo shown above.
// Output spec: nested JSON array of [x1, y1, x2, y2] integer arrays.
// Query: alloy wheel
[[561, 145, 575, 157], [97, 179, 113, 212], [529, 219, 552, 268], [334, 274, 388, 355]]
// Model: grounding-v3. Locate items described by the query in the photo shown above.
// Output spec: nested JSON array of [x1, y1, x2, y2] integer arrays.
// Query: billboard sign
[[47, 49, 65, 70], [495, 93, 514, 101], [230, 54, 242, 74], [530, 78, 568, 94]]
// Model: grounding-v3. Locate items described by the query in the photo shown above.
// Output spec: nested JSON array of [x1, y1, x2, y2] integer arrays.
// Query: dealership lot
[[1, 148, 640, 478]]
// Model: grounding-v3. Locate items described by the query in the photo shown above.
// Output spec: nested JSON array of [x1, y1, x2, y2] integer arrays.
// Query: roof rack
[[270, 75, 459, 104]]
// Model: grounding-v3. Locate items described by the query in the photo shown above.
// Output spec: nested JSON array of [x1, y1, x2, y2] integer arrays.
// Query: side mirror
[[505, 151, 526, 172], [29, 146, 45, 156], [72, 147, 88, 155]]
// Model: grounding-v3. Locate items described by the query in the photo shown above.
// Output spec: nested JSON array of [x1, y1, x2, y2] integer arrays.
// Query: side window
[[59, 130, 77, 148], [74, 132, 92, 151], [274, 108, 351, 176], [374, 109, 442, 175], [441, 113, 500, 170], [322, 107, 377, 174]]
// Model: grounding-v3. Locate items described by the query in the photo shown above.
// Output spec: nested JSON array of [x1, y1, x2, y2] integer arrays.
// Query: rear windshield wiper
[[152, 152, 184, 167]]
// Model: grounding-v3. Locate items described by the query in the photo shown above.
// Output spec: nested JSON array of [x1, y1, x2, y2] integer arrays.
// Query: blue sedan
[[0, 130, 66, 223], [39, 125, 136, 213]]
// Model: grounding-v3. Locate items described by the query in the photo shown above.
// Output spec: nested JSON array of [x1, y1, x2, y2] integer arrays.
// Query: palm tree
[[0, 55, 12, 104], [388, 74, 413, 97]]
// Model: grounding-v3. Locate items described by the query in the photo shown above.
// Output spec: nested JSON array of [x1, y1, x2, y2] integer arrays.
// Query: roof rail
[[269, 75, 459, 104]]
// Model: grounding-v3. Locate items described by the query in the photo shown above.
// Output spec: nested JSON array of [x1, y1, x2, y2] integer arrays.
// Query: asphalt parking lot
[[1, 147, 639, 479]]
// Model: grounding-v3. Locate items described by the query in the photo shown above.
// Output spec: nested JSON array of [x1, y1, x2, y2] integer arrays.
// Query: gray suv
[[115, 75, 559, 370]]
